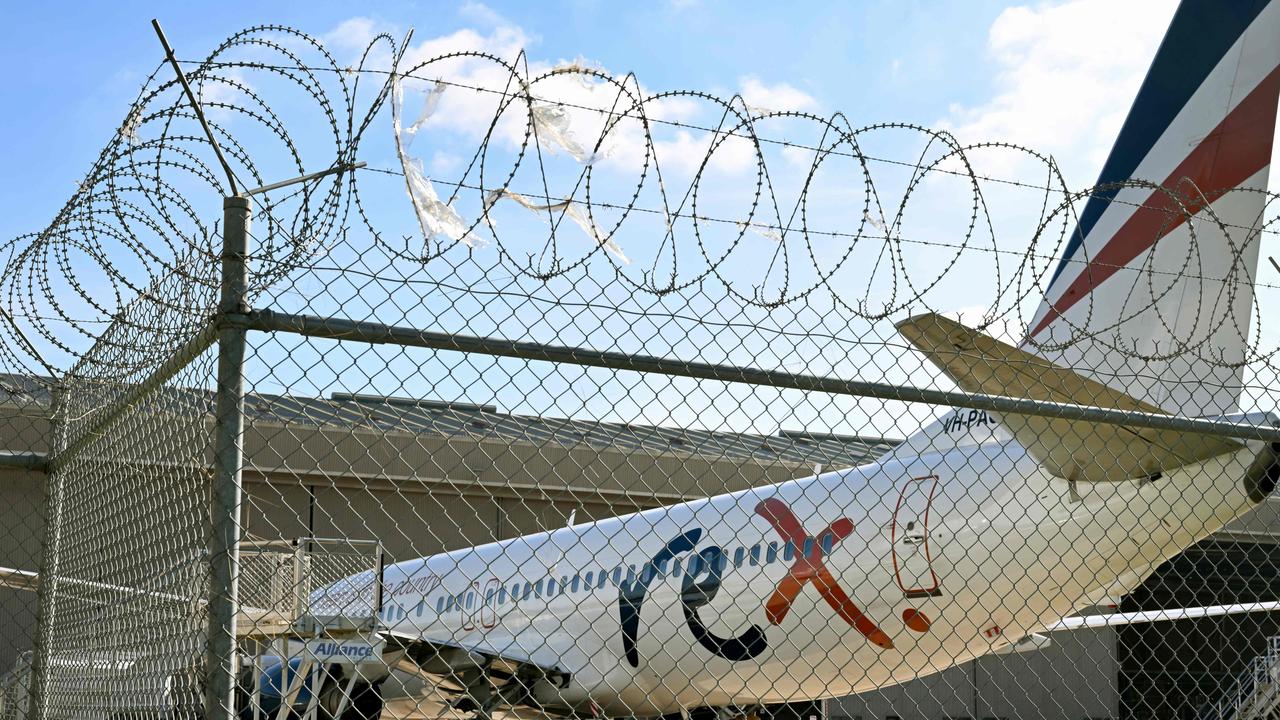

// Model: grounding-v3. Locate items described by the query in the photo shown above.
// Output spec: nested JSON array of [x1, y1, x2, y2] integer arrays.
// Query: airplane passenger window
[[596, 570, 608, 589], [733, 547, 746, 569], [534, 579, 544, 597], [436, 596, 445, 613], [766, 542, 779, 564], [583, 570, 594, 587], [571, 574, 581, 592], [749, 544, 761, 566], [783, 541, 796, 562], [497, 587, 508, 604], [687, 554, 705, 577]]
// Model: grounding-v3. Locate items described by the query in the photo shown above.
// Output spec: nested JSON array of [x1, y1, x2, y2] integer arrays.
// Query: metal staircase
[[1201, 634, 1280, 720]]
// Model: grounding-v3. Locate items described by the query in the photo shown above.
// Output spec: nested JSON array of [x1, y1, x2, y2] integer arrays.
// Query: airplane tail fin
[[1026, 0, 1280, 418]]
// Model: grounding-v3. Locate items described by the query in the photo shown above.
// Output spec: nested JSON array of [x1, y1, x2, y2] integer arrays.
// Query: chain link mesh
[[3, 19, 1280, 720]]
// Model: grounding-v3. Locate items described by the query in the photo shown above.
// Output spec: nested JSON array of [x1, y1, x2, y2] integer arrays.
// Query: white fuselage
[[338, 431, 1263, 716]]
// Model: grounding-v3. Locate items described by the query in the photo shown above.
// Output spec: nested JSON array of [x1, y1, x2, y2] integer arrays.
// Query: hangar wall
[[0, 388, 48, 676], [0, 466, 42, 675]]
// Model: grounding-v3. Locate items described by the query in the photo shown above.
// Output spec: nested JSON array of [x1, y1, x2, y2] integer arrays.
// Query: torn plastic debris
[[735, 220, 783, 243], [530, 102, 605, 165], [392, 76, 480, 248], [862, 211, 887, 231], [118, 111, 141, 146], [527, 60, 614, 165], [550, 58, 608, 86], [402, 80, 445, 144], [484, 189, 630, 264]]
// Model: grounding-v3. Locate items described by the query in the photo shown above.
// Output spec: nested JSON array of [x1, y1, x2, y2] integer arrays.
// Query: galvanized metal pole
[[27, 384, 69, 720], [206, 195, 250, 719]]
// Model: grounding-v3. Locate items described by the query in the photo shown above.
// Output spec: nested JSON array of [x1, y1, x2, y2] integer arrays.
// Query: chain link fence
[[4, 13, 1280, 720]]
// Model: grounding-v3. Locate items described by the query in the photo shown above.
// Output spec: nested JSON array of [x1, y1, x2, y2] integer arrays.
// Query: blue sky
[[0, 0, 1132, 239], [4, 0, 1211, 436]]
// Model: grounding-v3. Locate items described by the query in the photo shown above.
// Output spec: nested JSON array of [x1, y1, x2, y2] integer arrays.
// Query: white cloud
[[652, 129, 757, 176], [324, 17, 381, 51], [457, 1, 506, 27], [738, 76, 818, 114], [942, 0, 1176, 183]]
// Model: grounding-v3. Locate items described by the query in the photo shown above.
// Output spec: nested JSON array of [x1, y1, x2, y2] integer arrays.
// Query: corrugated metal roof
[[0, 374, 898, 468]]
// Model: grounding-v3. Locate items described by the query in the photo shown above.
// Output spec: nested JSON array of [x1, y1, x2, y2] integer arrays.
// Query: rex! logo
[[619, 498, 892, 668], [754, 499, 894, 649]]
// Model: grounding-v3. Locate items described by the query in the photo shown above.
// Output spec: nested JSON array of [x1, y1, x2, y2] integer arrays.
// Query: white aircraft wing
[[387, 634, 571, 714], [1046, 602, 1280, 631]]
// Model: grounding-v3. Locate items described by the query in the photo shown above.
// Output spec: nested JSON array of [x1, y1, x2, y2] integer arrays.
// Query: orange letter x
[[754, 498, 893, 649]]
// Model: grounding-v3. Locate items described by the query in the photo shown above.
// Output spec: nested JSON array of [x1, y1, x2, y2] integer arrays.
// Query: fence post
[[27, 385, 68, 720], [206, 194, 250, 719]]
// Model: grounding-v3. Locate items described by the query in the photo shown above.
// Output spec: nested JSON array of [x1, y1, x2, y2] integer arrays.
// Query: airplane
[[264, 1, 1280, 717], [5, 1, 1280, 719]]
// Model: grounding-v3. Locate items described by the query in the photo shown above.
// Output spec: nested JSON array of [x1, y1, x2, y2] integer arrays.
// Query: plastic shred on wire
[[484, 188, 630, 264], [530, 102, 605, 166], [401, 80, 445, 143], [735, 220, 784, 243], [118, 111, 141, 146], [391, 76, 480, 248], [525, 61, 613, 166]]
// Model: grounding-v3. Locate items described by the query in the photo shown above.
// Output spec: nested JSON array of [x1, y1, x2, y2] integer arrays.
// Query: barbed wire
[[190, 57, 1280, 248], [2, 23, 1278, 386]]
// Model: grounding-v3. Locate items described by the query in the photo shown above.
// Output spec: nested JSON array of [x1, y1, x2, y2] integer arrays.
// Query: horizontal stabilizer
[[896, 313, 1240, 482]]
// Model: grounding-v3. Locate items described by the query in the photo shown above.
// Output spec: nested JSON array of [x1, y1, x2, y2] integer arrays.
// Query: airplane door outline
[[892, 474, 942, 598], [463, 581, 481, 630], [481, 578, 500, 629]]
